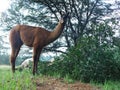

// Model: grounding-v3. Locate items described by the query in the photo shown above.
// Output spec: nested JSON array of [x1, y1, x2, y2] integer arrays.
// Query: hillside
[[0, 65, 100, 90], [34, 76, 100, 90]]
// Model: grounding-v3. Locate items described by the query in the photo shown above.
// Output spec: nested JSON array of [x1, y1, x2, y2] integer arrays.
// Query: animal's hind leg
[[10, 47, 21, 73], [9, 29, 23, 73]]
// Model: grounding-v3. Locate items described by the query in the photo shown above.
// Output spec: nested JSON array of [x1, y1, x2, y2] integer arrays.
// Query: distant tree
[[0, 0, 119, 55], [29, 0, 116, 47]]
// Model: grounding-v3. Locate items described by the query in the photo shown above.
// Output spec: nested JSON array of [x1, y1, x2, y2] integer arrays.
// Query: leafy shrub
[[36, 23, 120, 83], [37, 38, 120, 83]]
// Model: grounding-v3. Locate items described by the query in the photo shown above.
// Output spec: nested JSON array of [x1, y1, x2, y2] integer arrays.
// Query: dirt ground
[[0, 65, 101, 90], [33, 77, 101, 90]]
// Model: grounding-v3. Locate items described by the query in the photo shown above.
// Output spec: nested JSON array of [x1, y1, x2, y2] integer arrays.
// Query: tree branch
[[43, 48, 67, 54]]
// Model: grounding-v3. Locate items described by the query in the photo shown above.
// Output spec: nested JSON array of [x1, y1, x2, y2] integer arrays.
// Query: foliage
[[0, 54, 10, 65], [0, 52, 29, 65], [0, 0, 117, 54], [0, 69, 36, 90], [37, 22, 120, 83], [30, 0, 115, 47], [102, 81, 120, 90], [0, 67, 120, 90], [0, 0, 119, 64]]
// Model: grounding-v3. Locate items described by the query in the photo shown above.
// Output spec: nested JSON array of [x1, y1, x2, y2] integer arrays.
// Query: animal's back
[[10, 25, 51, 47]]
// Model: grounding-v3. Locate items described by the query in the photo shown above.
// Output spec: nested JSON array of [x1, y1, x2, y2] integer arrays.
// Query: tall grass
[[102, 81, 120, 90], [0, 69, 36, 90], [0, 66, 120, 90]]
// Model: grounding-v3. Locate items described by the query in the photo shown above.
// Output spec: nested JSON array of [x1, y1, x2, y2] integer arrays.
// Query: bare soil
[[0, 65, 101, 90], [33, 77, 101, 90]]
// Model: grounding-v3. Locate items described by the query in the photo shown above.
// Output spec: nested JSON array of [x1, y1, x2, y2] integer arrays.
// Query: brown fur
[[9, 13, 69, 75]]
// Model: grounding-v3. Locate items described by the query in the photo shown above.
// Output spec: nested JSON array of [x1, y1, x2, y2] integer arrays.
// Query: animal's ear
[[60, 11, 69, 19], [66, 12, 69, 17], [60, 11, 66, 16]]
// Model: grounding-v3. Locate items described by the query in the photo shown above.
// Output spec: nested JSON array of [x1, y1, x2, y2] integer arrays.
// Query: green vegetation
[[90, 81, 120, 90], [102, 81, 120, 90], [0, 69, 36, 90], [1, 68, 120, 90], [1, 14, 120, 90], [37, 23, 120, 83], [0, 0, 120, 89]]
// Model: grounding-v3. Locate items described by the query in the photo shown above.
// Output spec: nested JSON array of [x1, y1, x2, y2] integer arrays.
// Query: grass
[[91, 80, 120, 90], [51, 72, 120, 90], [0, 68, 36, 90], [43, 71, 120, 90], [63, 74, 74, 84], [102, 81, 120, 90], [0, 66, 120, 90]]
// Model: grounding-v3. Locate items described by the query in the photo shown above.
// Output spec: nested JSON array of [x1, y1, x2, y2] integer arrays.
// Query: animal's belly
[[21, 36, 34, 47], [20, 31, 34, 47], [24, 41, 33, 47]]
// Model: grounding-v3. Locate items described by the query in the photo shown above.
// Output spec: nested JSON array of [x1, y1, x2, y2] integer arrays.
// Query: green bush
[[37, 37, 120, 82], [36, 23, 120, 83]]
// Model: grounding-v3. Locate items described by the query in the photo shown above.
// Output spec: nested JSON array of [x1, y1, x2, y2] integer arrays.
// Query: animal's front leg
[[33, 47, 42, 75]]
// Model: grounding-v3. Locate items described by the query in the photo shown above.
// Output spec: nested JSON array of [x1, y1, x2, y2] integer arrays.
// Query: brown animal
[[9, 12, 69, 75]]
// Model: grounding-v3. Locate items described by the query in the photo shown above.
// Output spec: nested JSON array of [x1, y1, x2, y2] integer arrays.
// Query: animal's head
[[62, 12, 69, 20], [60, 11, 69, 23]]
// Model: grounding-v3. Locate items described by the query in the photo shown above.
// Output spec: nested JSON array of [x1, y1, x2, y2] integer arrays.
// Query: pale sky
[[104, 0, 115, 4], [0, 0, 10, 13], [0, 0, 118, 13]]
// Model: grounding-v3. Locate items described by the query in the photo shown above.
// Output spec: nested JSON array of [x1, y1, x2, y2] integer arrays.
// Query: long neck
[[47, 19, 66, 44]]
